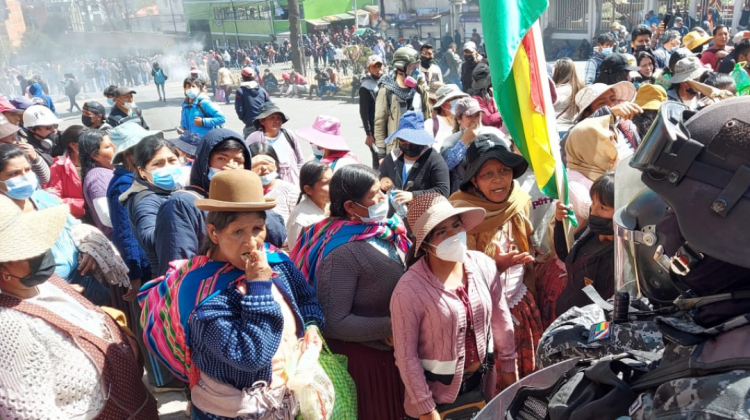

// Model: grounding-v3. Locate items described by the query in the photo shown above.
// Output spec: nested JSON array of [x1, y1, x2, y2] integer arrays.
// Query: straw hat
[[574, 81, 636, 121], [634, 84, 668, 111], [195, 169, 276, 212], [407, 192, 485, 251], [0, 195, 69, 263]]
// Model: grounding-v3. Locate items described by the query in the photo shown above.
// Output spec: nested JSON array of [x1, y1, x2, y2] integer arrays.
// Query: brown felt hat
[[195, 169, 276, 212]]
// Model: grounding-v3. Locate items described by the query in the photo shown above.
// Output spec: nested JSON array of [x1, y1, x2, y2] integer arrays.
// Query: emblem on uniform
[[587, 321, 611, 343]]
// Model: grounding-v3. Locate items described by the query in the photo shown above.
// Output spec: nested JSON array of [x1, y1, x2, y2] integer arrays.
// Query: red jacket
[[472, 94, 503, 130], [44, 154, 86, 218]]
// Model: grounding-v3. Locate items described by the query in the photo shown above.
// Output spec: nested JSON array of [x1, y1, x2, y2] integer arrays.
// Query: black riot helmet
[[630, 98, 750, 270]]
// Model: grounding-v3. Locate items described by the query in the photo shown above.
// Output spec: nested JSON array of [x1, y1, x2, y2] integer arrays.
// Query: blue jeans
[[318, 83, 336, 98], [67, 269, 111, 306]]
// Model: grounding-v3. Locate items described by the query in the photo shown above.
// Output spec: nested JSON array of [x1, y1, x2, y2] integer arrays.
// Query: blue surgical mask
[[310, 144, 324, 157], [1, 172, 38, 200], [149, 165, 182, 190], [186, 87, 200, 99], [207, 167, 221, 181], [107, 98, 115, 106], [602, 47, 613, 57], [260, 171, 278, 186]]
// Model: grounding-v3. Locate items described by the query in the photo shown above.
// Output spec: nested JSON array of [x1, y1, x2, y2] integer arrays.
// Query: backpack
[[138, 248, 290, 385], [66, 79, 81, 96], [154, 69, 166, 84]]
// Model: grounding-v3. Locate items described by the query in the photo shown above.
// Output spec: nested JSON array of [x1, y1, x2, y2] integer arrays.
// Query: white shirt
[[266, 133, 291, 167], [423, 114, 456, 150], [286, 195, 329, 248]]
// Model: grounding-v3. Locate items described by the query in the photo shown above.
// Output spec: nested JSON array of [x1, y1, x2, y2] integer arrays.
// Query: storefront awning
[[322, 13, 355, 22], [305, 18, 330, 28]]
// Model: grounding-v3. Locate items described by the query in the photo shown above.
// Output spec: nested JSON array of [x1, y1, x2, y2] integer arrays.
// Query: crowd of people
[[1, 13, 750, 420]]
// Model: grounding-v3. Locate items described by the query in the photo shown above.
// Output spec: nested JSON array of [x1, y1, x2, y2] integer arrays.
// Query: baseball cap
[[454, 97, 484, 117], [463, 41, 477, 53], [83, 101, 106, 116], [114, 86, 136, 97], [241, 67, 255, 78], [600, 53, 640, 76], [367, 54, 384, 67]]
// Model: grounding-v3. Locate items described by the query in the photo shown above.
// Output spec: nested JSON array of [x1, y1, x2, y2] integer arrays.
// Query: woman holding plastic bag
[[185, 169, 326, 420]]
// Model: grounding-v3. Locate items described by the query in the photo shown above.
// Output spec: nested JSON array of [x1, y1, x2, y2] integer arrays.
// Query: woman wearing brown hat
[[180, 169, 324, 420], [0, 194, 158, 419], [391, 192, 517, 419], [449, 134, 543, 383]]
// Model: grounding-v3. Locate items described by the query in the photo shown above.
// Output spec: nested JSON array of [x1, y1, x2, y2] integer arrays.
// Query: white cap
[[463, 41, 477, 52], [367, 54, 384, 67], [23, 105, 61, 127]]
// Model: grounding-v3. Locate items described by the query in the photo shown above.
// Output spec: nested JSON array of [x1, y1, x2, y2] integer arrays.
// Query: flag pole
[[529, 21, 574, 250]]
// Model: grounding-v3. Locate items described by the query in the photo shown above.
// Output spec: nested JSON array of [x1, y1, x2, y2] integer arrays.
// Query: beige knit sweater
[[0, 283, 106, 419]]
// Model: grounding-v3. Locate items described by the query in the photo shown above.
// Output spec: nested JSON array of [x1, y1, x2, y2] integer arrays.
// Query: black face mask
[[7, 250, 56, 288], [588, 214, 614, 236], [420, 57, 433, 68], [686, 87, 698, 96], [399, 142, 425, 158], [81, 115, 94, 127], [634, 45, 652, 54], [464, 55, 476, 64]]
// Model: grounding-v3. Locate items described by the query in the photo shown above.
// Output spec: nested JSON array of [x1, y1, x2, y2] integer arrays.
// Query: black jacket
[[553, 221, 615, 317], [108, 106, 149, 129], [379, 148, 450, 215], [359, 74, 379, 136]]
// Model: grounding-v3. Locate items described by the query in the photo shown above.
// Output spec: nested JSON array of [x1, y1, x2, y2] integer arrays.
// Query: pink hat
[[0, 97, 18, 114], [295, 115, 350, 152]]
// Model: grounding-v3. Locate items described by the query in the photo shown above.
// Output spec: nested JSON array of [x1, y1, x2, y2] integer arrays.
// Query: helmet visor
[[630, 101, 691, 173]]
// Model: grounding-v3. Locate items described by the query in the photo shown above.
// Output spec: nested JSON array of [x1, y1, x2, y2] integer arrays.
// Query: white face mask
[[123, 101, 135, 110], [427, 231, 467, 263], [355, 199, 388, 223]]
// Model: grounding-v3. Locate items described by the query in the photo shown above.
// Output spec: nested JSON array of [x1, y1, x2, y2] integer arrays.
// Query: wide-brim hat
[[252, 102, 289, 130], [407, 192, 486, 251], [195, 169, 276, 212], [669, 56, 709, 84], [109, 121, 161, 163], [168, 131, 202, 157], [296, 115, 350, 151], [634, 84, 668, 111], [433, 84, 468, 109], [574, 81, 636, 122], [0, 195, 69, 263], [460, 134, 529, 191], [683, 31, 712, 51], [385, 111, 435, 146]]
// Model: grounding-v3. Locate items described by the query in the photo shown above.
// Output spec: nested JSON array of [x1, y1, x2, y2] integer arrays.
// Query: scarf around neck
[[290, 215, 411, 288], [379, 73, 416, 102]]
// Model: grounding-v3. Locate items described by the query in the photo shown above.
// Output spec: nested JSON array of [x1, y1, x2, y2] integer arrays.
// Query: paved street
[[57, 79, 372, 164]]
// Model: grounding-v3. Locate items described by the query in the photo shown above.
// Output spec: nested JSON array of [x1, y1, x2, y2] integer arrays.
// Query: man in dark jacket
[[208, 57, 221, 94], [235, 67, 270, 138], [108, 87, 149, 129], [359, 54, 384, 169], [461, 41, 482, 93], [153, 128, 286, 277]]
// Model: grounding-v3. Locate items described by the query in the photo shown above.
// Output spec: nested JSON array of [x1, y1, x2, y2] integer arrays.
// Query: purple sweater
[[83, 167, 114, 238], [390, 251, 517, 418]]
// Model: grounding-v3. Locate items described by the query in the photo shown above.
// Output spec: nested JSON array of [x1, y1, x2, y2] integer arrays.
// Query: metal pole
[[231, 0, 240, 47], [268, 0, 274, 38], [354, 0, 358, 30], [169, 0, 177, 33]]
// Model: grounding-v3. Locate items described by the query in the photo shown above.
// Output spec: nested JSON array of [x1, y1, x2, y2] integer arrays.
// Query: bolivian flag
[[479, 0, 576, 226]]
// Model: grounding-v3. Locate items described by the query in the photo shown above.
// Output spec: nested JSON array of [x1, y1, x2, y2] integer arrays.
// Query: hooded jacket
[[153, 129, 287, 277], [28, 83, 56, 113], [180, 93, 226, 137], [107, 167, 150, 281], [234, 81, 270, 127]]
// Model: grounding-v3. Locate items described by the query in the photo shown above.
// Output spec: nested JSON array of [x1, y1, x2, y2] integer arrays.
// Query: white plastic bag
[[287, 345, 335, 420]]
